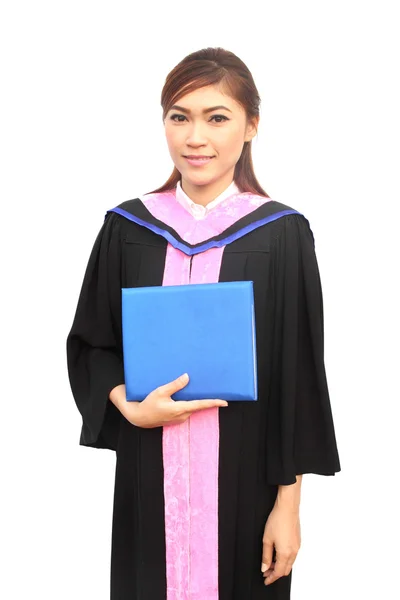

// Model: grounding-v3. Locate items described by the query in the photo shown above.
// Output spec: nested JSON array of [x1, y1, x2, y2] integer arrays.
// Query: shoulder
[[102, 198, 166, 247], [257, 200, 315, 248], [254, 199, 312, 231], [102, 198, 146, 234], [96, 200, 142, 245]]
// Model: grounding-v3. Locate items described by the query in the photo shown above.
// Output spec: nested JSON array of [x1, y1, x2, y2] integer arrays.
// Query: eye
[[169, 114, 229, 123], [211, 114, 229, 123], [169, 113, 186, 122]]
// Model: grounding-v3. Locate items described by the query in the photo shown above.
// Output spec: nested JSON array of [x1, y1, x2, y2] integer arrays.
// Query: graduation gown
[[66, 185, 341, 600]]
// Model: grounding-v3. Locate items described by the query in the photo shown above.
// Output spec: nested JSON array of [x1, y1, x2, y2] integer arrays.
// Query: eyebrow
[[169, 104, 232, 114]]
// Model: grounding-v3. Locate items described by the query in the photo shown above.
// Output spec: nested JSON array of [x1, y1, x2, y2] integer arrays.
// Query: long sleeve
[[66, 212, 125, 450], [266, 213, 341, 485]]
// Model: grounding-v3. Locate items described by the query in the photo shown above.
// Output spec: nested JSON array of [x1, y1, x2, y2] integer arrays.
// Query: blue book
[[121, 281, 258, 401]]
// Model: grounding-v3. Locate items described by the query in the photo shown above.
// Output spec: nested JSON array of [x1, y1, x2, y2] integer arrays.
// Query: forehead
[[171, 84, 241, 112]]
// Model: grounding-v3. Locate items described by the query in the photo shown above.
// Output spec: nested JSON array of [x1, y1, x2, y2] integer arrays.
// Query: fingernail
[[261, 563, 268, 573]]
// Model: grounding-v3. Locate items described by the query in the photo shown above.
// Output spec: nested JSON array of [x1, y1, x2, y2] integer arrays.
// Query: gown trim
[[106, 199, 301, 257]]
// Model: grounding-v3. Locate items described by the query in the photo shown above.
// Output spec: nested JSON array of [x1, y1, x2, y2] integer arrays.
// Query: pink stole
[[142, 190, 271, 600]]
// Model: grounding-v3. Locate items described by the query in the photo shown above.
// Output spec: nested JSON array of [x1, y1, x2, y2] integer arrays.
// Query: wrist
[[275, 475, 302, 513], [275, 495, 300, 514]]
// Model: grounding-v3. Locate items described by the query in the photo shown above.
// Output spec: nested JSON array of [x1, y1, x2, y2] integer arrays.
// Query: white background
[[1, 1, 399, 598]]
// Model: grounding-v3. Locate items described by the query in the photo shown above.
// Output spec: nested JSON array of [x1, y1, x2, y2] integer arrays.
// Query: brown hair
[[146, 47, 270, 198]]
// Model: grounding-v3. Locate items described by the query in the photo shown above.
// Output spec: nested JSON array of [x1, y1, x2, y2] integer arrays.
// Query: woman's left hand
[[261, 505, 301, 586]]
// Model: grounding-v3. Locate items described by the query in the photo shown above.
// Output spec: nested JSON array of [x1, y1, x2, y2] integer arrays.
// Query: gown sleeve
[[266, 213, 341, 485], [66, 212, 125, 450]]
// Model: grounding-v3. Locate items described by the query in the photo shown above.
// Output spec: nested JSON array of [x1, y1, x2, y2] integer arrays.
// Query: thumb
[[158, 373, 189, 397], [261, 538, 274, 573]]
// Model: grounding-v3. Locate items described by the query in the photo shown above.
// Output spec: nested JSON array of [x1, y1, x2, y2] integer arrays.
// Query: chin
[[183, 174, 217, 187]]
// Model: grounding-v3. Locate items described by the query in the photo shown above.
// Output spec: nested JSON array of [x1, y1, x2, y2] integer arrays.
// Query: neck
[[180, 171, 236, 207]]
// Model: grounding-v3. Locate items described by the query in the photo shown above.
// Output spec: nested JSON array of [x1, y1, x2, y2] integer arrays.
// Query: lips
[[184, 156, 215, 167]]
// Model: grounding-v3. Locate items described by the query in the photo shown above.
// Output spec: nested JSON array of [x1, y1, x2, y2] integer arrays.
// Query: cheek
[[218, 125, 243, 147], [218, 132, 244, 159], [165, 129, 183, 155]]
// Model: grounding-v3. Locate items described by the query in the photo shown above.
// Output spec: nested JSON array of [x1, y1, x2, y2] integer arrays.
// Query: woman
[[66, 47, 341, 599]]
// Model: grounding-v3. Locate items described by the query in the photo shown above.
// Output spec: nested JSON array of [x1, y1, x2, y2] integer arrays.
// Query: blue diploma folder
[[121, 281, 258, 401]]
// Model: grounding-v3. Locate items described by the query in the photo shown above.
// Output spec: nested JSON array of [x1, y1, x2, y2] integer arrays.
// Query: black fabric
[[66, 213, 125, 449], [66, 208, 341, 599]]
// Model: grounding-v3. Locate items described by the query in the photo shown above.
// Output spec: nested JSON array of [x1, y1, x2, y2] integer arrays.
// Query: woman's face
[[164, 84, 258, 197]]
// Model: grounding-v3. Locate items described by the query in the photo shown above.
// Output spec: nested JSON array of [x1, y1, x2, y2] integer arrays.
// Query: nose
[[185, 121, 208, 146]]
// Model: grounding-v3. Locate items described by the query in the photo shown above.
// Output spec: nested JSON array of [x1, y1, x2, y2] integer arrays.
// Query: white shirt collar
[[175, 179, 240, 219]]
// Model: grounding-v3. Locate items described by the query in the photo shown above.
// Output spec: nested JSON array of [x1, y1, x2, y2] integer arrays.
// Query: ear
[[244, 116, 259, 142]]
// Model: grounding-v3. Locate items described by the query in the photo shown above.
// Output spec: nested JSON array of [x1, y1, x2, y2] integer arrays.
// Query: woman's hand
[[261, 505, 301, 586], [112, 374, 228, 428]]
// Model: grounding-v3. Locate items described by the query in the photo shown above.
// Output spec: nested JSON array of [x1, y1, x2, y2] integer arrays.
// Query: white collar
[[175, 179, 240, 219]]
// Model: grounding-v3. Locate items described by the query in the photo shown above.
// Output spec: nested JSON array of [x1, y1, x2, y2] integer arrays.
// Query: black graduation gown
[[66, 196, 341, 599]]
